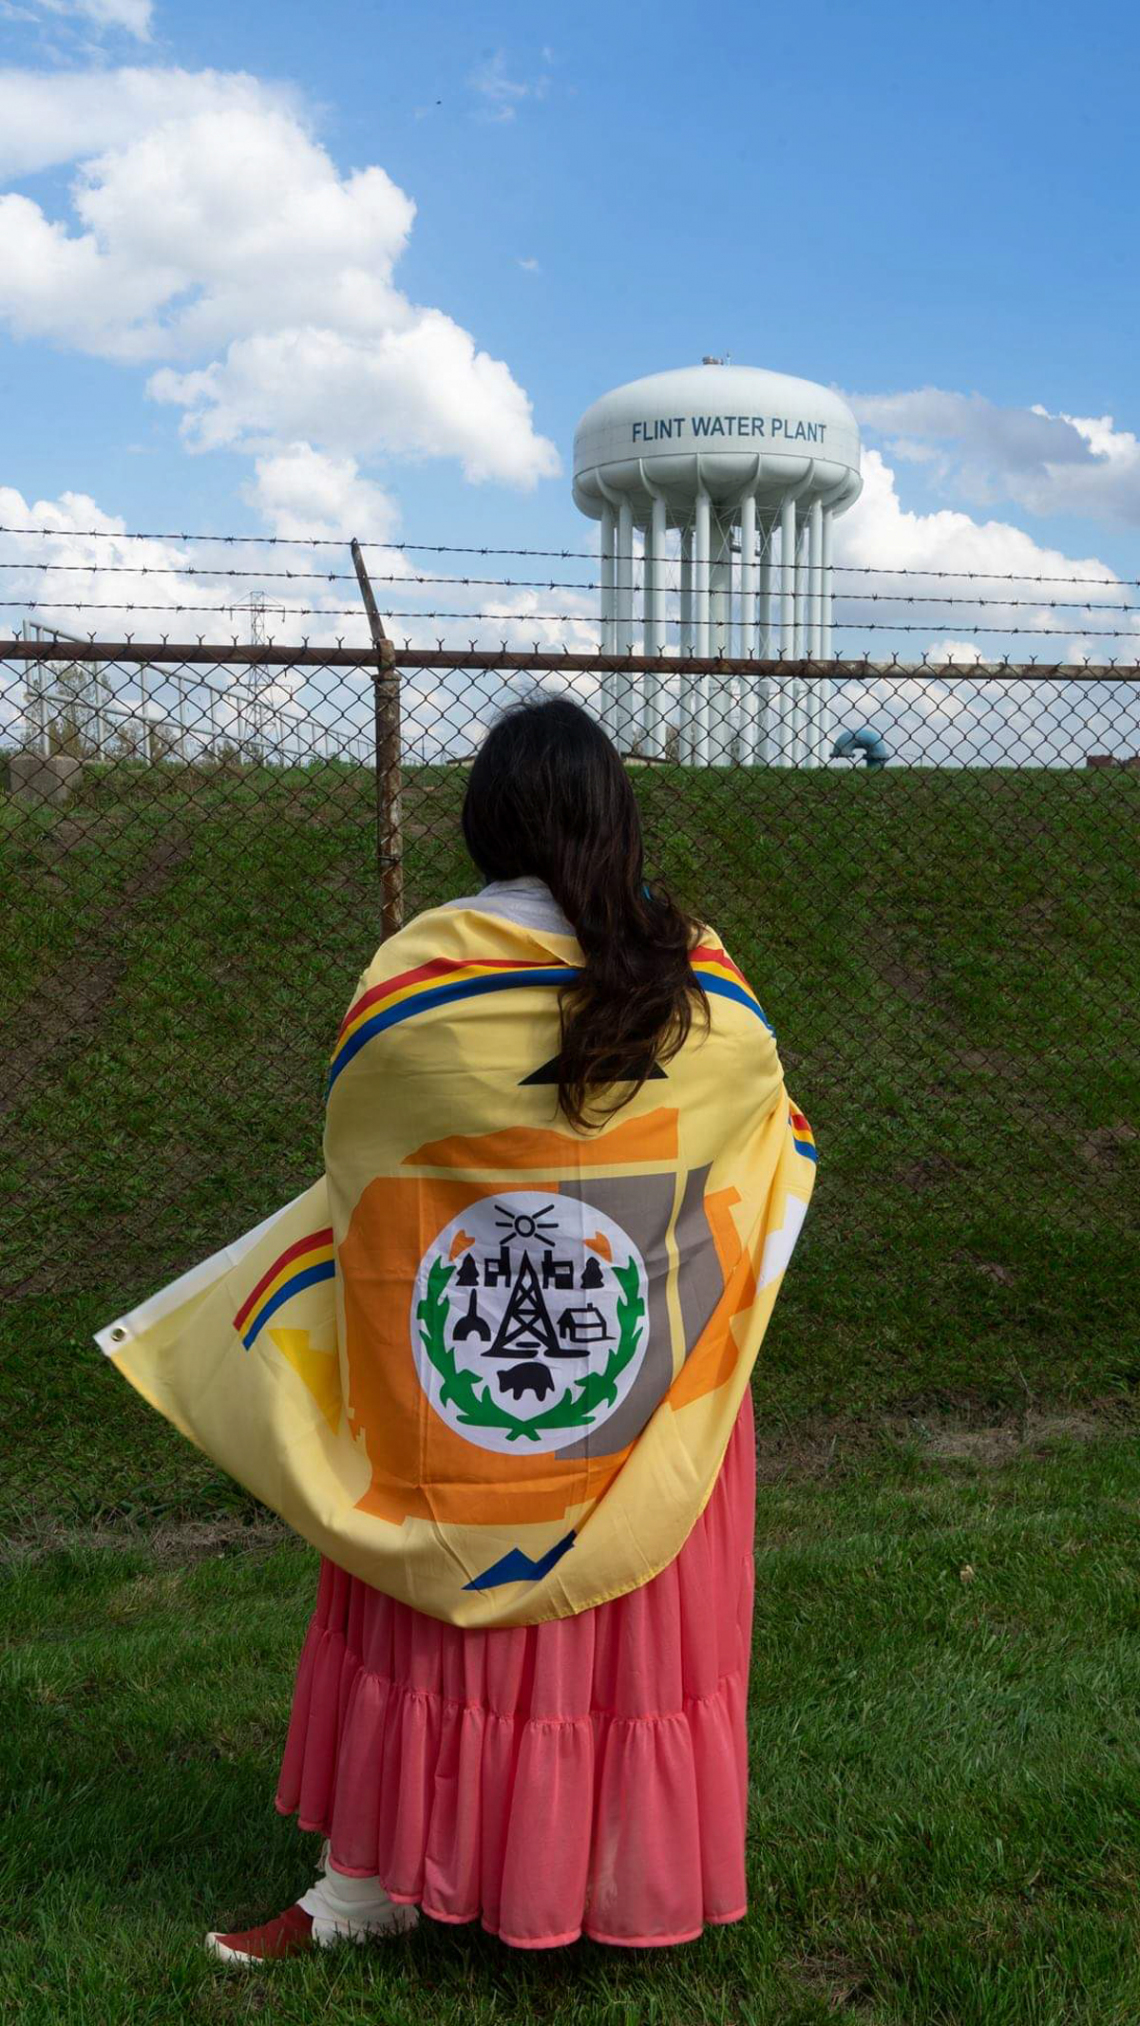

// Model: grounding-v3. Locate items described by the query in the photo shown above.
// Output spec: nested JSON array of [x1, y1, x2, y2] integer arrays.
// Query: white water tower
[[572, 361, 862, 766]]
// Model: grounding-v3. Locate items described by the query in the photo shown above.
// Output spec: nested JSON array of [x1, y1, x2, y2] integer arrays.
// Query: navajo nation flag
[[97, 904, 816, 1628]]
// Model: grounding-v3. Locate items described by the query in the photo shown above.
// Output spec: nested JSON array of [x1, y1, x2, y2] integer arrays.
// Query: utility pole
[[350, 538, 403, 939]]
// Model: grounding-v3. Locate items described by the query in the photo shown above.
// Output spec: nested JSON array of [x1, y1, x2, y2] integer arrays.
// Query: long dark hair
[[461, 695, 709, 1130]]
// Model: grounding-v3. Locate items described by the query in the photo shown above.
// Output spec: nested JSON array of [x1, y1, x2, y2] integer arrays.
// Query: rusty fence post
[[350, 538, 404, 938]]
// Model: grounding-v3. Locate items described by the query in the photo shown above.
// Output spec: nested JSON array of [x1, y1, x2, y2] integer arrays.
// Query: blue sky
[[1, 0, 1140, 680]]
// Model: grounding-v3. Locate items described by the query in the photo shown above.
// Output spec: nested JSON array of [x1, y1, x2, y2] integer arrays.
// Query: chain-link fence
[[3, 638, 1138, 1415]]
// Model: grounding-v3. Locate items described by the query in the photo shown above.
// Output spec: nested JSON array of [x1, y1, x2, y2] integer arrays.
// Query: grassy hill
[[2, 755, 1137, 1533]]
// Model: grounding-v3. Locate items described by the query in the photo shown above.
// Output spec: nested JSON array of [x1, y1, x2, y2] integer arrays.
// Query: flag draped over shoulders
[[97, 900, 817, 1629]]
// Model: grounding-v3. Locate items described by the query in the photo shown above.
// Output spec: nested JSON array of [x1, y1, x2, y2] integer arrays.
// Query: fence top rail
[[3, 640, 1140, 682]]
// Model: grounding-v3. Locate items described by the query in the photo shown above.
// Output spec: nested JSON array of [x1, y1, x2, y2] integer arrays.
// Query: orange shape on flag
[[402, 1107, 679, 1173], [341, 1172, 633, 1529]]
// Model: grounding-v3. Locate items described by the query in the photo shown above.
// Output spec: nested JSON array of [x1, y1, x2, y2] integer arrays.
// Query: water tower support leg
[[709, 514, 733, 765], [600, 503, 616, 652], [758, 531, 773, 763], [678, 525, 694, 763], [758, 528, 772, 655], [809, 497, 824, 765], [616, 498, 635, 750], [644, 495, 667, 757], [821, 505, 835, 765], [679, 526, 693, 651], [709, 515, 731, 653], [793, 517, 810, 765], [641, 505, 654, 756], [599, 502, 616, 736], [777, 500, 796, 767], [693, 492, 711, 767], [739, 493, 757, 763]]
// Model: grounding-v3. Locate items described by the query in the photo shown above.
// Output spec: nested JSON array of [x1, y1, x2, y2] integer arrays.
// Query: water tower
[[572, 361, 862, 765]]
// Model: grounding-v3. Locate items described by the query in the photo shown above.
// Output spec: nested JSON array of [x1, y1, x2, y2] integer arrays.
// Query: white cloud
[[848, 385, 1140, 527], [0, 67, 288, 179], [2, 0, 153, 40], [5, 469, 1138, 772], [837, 446, 1110, 580], [0, 481, 332, 641], [924, 642, 986, 666], [0, 476, 605, 771], [245, 446, 402, 547], [0, 102, 417, 362], [0, 479, 592, 664], [150, 318, 558, 486], [468, 51, 549, 122], [0, 68, 559, 492], [470, 585, 599, 655], [822, 454, 1140, 765], [832, 449, 1136, 657], [0, 188, 174, 361], [517, 256, 541, 273], [78, 0, 152, 31], [33, 0, 152, 34]]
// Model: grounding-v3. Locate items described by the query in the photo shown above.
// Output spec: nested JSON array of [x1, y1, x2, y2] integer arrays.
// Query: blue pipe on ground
[[832, 727, 890, 769]]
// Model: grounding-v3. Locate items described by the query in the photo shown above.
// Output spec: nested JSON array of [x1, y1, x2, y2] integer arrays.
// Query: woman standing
[[99, 696, 816, 1957]]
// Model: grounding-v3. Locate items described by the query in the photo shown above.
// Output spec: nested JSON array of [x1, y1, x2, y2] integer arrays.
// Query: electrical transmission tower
[[241, 593, 279, 761]]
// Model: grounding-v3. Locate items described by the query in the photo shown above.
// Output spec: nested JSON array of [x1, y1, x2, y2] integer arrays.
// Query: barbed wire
[[0, 557, 1137, 615], [6, 598, 1140, 639], [4, 650, 1140, 683], [0, 523, 1133, 593]]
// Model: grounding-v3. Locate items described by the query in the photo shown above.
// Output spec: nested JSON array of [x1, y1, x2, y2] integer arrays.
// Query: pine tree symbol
[[485, 1252, 559, 1360]]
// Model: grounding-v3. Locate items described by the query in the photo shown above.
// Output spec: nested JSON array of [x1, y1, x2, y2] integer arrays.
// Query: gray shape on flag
[[557, 1164, 717, 1461]]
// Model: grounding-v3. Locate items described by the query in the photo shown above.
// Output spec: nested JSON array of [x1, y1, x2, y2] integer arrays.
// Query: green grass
[[2, 756, 1138, 1533], [4, 751, 1140, 2020], [6, 1427, 1140, 2023]]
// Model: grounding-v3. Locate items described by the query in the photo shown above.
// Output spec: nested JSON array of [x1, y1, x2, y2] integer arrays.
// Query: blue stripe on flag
[[327, 967, 580, 1092], [241, 1259, 336, 1350], [463, 1531, 577, 1590], [696, 971, 775, 1032]]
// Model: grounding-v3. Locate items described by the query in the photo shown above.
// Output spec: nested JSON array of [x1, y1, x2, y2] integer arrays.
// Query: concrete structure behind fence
[[7, 750, 84, 806]]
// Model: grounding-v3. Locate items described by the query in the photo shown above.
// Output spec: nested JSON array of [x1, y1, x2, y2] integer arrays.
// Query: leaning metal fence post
[[350, 537, 403, 939]]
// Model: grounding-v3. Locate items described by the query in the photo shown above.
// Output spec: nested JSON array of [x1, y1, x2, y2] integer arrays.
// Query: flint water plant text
[[629, 415, 827, 444]]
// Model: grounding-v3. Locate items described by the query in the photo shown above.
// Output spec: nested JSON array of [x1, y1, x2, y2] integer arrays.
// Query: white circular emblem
[[411, 1191, 649, 1455]]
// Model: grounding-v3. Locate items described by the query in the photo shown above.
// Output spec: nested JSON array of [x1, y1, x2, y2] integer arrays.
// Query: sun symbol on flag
[[492, 1202, 559, 1243]]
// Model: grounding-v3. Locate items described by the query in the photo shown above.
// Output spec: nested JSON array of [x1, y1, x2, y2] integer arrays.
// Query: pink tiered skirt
[[276, 1386, 756, 1948]]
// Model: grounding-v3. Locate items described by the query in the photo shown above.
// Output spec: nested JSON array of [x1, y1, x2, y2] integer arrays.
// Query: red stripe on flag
[[336, 957, 555, 1041], [233, 1227, 334, 1331], [692, 943, 754, 993]]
